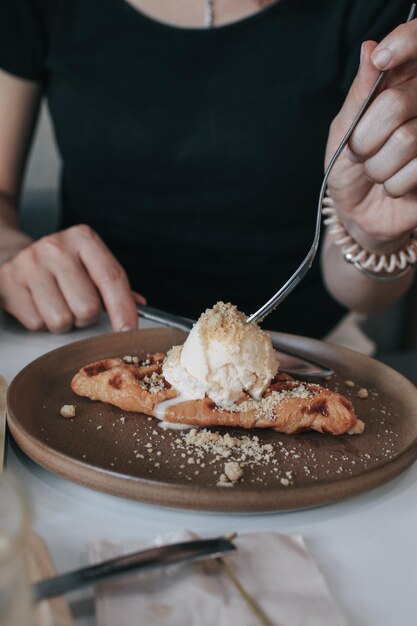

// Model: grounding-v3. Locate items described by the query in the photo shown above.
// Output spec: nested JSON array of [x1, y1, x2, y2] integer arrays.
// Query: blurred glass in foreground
[[0, 474, 33, 626]]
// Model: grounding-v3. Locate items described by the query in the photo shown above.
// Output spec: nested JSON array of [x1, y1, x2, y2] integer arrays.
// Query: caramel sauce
[[84, 362, 110, 377], [307, 398, 329, 417], [108, 375, 123, 389]]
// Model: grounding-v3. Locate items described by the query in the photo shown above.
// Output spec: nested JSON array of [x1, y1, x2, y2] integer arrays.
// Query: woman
[[0, 0, 416, 337]]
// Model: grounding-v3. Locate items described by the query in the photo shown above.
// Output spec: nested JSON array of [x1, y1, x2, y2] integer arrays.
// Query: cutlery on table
[[33, 536, 236, 602], [136, 303, 334, 379]]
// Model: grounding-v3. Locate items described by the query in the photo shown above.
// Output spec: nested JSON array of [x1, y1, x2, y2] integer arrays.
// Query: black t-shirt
[[0, 0, 410, 336]]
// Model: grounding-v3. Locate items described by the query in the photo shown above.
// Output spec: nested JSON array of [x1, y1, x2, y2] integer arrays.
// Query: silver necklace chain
[[205, 1, 278, 29], [204, 0, 214, 28]]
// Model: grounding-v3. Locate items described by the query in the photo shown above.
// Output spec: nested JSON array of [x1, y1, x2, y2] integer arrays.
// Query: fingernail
[[120, 324, 135, 332], [373, 48, 392, 70]]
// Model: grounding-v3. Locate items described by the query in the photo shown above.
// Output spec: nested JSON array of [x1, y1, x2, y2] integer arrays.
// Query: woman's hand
[[326, 18, 417, 254], [0, 224, 145, 332]]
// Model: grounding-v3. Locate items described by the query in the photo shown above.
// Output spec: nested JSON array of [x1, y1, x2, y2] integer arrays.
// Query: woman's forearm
[[0, 70, 42, 265], [321, 230, 415, 314]]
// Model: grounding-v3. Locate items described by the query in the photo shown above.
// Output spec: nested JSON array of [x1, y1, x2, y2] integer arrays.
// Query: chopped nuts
[[216, 474, 234, 488], [224, 461, 243, 483], [225, 384, 313, 421], [357, 388, 369, 399], [60, 404, 76, 418], [140, 372, 166, 394]]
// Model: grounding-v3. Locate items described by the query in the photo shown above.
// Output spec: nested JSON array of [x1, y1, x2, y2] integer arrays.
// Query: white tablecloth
[[1, 311, 416, 626]]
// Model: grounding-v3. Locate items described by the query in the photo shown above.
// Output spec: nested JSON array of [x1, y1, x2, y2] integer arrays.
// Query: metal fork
[[247, 3, 416, 325]]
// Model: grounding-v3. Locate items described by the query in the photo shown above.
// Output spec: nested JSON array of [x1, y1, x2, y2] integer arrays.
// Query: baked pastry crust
[[71, 353, 364, 436]]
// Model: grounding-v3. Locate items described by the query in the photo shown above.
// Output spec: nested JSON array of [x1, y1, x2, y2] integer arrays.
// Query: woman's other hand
[[0, 224, 145, 332], [326, 17, 417, 254]]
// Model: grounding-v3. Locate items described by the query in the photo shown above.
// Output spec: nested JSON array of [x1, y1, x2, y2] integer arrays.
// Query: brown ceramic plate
[[6, 328, 417, 512]]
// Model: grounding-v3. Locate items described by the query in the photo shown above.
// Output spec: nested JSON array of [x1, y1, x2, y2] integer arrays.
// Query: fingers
[[344, 39, 417, 197], [53, 259, 102, 328], [0, 225, 142, 333], [349, 82, 417, 161], [331, 41, 380, 137], [0, 265, 44, 331], [71, 225, 138, 332], [372, 19, 417, 71], [362, 118, 417, 183], [347, 32, 417, 162], [29, 230, 102, 331], [29, 271, 74, 333], [384, 157, 417, 198], [132, 291, 147, 305]]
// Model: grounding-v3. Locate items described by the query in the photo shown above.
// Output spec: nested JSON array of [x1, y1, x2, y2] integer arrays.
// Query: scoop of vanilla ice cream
[[162, 302, 279, 406]]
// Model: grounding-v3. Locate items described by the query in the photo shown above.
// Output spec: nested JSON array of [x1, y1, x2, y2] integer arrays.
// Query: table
[[2, 311, 417, 626]]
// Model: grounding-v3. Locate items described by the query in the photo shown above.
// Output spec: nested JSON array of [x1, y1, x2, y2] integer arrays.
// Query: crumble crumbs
[[176, 428, 286, 486], [60, 404, 76, 418], [224, 461, 243, 482], [224, 384, 313, 420], [216, 474, 234, 488], [67, 354, 401, 490], [140, 372, 167, 394]]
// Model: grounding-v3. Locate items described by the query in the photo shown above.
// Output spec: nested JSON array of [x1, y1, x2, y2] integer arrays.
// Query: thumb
[[132, 290, 147, 305], [331, 41, 381, 141]]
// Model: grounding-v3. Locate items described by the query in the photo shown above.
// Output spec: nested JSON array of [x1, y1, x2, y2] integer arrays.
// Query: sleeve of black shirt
[[0, 0, 46, 81]]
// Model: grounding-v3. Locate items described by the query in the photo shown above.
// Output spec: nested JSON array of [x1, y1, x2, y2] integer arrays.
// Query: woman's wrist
[[0, 227, 33, 265], [324, 184, 414, 254], [322, 229, 415, 315], [335, 215, 411, 256], [322, 193, 417, 279], [0, 195, 33, 264]]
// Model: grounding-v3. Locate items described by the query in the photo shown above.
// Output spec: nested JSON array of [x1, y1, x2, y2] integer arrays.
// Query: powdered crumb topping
[[163, 301, 279, 407], [139, 371, 167, 395], [224, 461, 243, 482], [60, 404, 76, 418], [198, 302, 277, 373], [217, 474, 234, 487], [199, 302, 249, 342], [182, 428, 274, 463], [225, 384, 313, 420], [64, 365, 405, 492], [178, 428, 292, 487]]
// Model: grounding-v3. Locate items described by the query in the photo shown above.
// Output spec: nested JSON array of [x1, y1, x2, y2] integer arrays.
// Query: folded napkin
[[89, 531, 347, 626]]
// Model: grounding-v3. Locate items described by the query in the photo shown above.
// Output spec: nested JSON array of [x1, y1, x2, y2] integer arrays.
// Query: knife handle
[[33, 537, 236, 601]]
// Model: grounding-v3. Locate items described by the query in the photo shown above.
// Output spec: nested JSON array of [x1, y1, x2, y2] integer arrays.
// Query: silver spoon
[[247, 3, 416, 325]]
